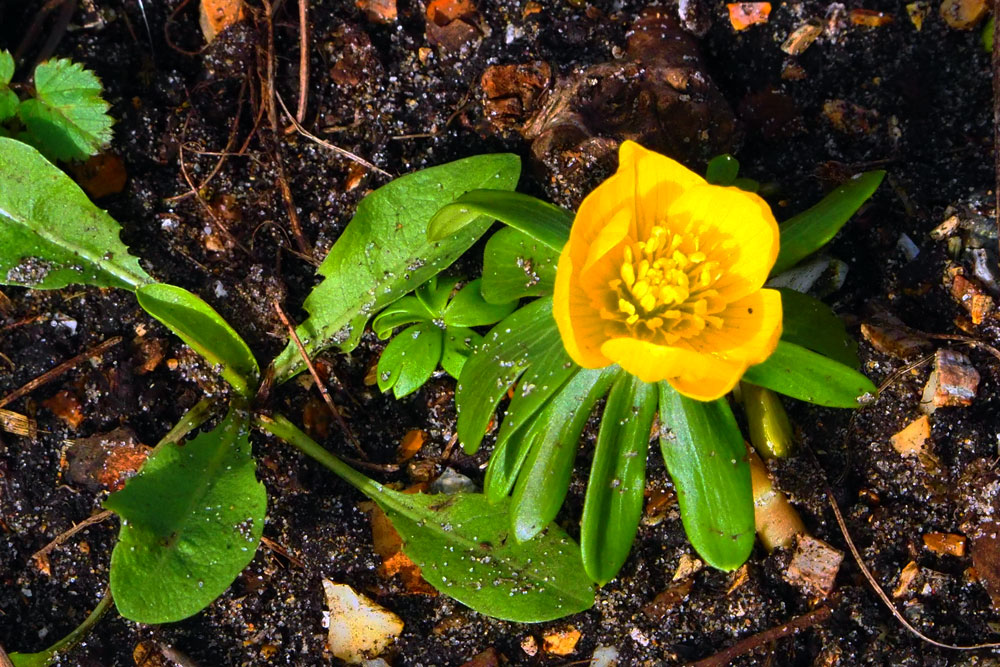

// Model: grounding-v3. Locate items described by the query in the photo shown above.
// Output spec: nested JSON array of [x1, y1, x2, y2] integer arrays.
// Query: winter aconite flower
[[553, 141, 782, 401]]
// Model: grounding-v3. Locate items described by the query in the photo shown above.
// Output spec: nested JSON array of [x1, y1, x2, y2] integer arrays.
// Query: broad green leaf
[[440, 325, 480, 379], [455, 298, 556, 454], [0, 137, 151, 290], [581, 374, 658, 585], [371, 295, 433, 339], [772, 171, 885, 274], [428, 189, 572, 251], [270, 154, 520, 383], [257, 415, 595, 623], [658, 383, 754, 570], [105, 404, 267, 624], [511, 367, 619, 542], [706, 154, 739, 185], [743, 340, 877, 408], [443, 279, 517, 327], [17, 58, 113, 161], [376, 322, 443, 398], [481, 227, 559, 304], [778, 287, 859, 369], [0, 50, 17, 122], [136, 284, 260, 398]]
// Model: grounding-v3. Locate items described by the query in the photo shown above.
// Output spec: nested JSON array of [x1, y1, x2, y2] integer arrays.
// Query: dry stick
[[687, 603, 835, 667], [296, 0, 309, 124], [30, 510, 113, 564], [272, 300, 365, 457], [260, 535, 305, 568], [0, 336, 121, 409]]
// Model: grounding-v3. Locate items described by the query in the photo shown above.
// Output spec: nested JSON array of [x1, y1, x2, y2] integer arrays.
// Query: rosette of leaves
[[427, 157, 883, 585], [371, 276, 517, 398]]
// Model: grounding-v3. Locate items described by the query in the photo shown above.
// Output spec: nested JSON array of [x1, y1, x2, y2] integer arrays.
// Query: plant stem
[[9, 590, 113, 666], [152, 397, 218, 453]]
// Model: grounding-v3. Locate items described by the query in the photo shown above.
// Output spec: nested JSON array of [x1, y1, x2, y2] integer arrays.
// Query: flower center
[[602, 224, 726, 343]]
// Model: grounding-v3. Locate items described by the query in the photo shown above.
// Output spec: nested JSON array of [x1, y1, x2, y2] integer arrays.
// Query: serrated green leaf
[[105, 404, 267, 624], [17, 58, 113, 162], [376, 322, 443, 398], [778, 287, 859, 369], [481, 227, 559, 304], [772, 171, 884, 275], [136, 284, 260, 398], [455, 298, 556, 454], [371, 295, 433, 339], [270, 154, 520, 383], [0, 137, 151, 290], [743, 340, 877, 408], [706, 154, 739, 185], [441, 325, 480, 379], [443, 279, 517, 327], [428, 189, 572, 251], [511, 367, 619, 543], [658, 384, 754, 570], [581, 374, 658, 585]]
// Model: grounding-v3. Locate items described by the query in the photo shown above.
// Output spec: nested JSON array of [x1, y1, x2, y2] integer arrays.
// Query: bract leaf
[[481, 227, 559, 304], [511, 367, 619, 542], [772, 170, 885, 274], [706, 154, 739, 185], [443, 279, 517, 327], [0, 137, 151, 290], [427, 189, 572, 251], [270, 154, 520, 383], [778, 287, 859, 369], [440, 325, 480, 379], [658, 383, 754, 570], [17, 57, 113, 161], [136, 284, 260, 398], [376, 322, 443, 398], [581, 374, 658, 585], [455, 298, 556, 454], [743, 340, 877, 408], [371, 295, 433, 339], [105, 404, 267, 624]]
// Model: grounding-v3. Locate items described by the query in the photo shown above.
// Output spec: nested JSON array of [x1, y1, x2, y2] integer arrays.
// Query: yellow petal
[[619, 141, 707, 241], [688, 288, 782, 364], [600, 338, 744, 400], [553, 247, 611, 368], [568, 165, 633, 270]]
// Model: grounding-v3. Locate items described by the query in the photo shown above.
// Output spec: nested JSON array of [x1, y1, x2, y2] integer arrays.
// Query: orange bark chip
[[200, 0, 246, 43], [727, 3, 772, 30], [397, 429, 426, 462]]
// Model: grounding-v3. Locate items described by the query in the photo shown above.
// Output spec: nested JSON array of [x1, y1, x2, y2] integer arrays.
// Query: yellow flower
[[553, 141, 782, 401]]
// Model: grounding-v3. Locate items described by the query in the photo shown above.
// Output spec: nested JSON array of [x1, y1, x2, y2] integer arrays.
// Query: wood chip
[[322, 580, 404, 664], [727, 2, 772, 30], [542, 628, 581, 656], [642, 578, 694, 618], [893, 561, 921, 598], [950, 273, 994, 324], [397, 429, 426, 462], [940, 0, 987, 29], [921, 348, 980, 411], [43, 390, 84, 429], [783, 534, 844, 597], [923, 532, 967, 557], [199, 0, 246, 43], [781, 21, 823, 55], [356, 0, 397, 23], [849, 8, 893, 26]]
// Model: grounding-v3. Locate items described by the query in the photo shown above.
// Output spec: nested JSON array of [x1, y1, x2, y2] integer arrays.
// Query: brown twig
[[30, 510, 113, 564], [0, 336, 121, 409], [164, 0, 205, 57], [260, 535, 305, 568], [687, 603, 835, 667], [296, 0, 309, 123], [272, 300, 364, 457]]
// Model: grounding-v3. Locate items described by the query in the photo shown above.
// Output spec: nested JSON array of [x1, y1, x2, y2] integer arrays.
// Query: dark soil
[[1, 0, 999, 665]]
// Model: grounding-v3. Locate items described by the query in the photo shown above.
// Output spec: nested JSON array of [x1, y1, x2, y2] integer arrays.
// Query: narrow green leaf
[[257, 415, 595, 623], [443, 279, 518, 327], [481, 227, 559, 304], [511, 367, 619, 542], [773, 171, 885, 274], [105, 404, 267, 624], [136, 284, 260, 398], [17, 58, 113, 161], [270, 154, 520, 383], [0, 137, 151, 290], [581, 374, 658, 585], [658, 383, 754, 570], [743, 340, 877, 408], [376, 322, 443, 398], [428, 189, 572, 251], [440, 325, 481, 379], [455, 298, 556, 454], [706, 154, 739, 185], [778, 288, 859, 369], [0, 50, 12, 84], [371, 295, 433, 339]]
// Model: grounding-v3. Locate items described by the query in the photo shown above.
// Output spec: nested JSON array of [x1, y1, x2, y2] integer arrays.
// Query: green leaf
[[658, 383, 754, 570], [257, 415, 595, 623], [706, 154, 739, 185], [428, 189, 572, 252], [481, 227, 559, 304], [440, 325, 481, 379], [371, 295, 433, 339], [581, 374, 658, 585], [104, 404, 267, 624], [743, 340, 877, 408], [17, 57, 113, 162], [511, 367, 619, 542], [416, 275, 461, 315], [270, 154, 520, 383], [732, 177, 760, 193], [0, 50, 17, 123], [772, 171, 885, 275], [136, 284, 260, 398], [455, 298, 556, 454], [376, 322, 443, 398], [443, 279, 518, 327], [0, 137, 151, 290], [778, 287, 859, 369]]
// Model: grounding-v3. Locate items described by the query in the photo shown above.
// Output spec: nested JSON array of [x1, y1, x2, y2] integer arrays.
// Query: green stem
[[9, 590, 113, 666], [152, 397, 218, 453]]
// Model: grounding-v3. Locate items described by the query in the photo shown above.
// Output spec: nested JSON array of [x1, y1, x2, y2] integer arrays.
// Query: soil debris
[[783, 533, 844, 597], [922, 532, 967, 557], [726, 3, 772, 31], [920, 348, 980, 412], [322, 579, 404, 664]]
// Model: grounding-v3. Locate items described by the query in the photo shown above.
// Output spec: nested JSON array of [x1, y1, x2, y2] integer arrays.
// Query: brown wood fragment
[[783, 533, 844, 597], [642, 578, 694, 619], [923, 532, 967, 557]]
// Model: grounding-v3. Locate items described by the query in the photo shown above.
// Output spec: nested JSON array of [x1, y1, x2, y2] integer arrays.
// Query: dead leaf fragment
[[890, 415, 931, 457], [727, 2, 772, 30], [397, 429, 426, 462], [906, 1, 930, 29], [923, 532, 967, 557], [200, 0, 246, 43], [69, 153, 127, 199], [781, 21, 823, 55], [356, 0, 397, 23], [322, 579, 403, 664], [61, 427, 149, 493], [849, 8, 893, 26], [642, 578, 694, 618], [940, 0, 987, 29], [542, 628, 581, 656], [43, 390, 84, 429], [362, 502, 437, 595]]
